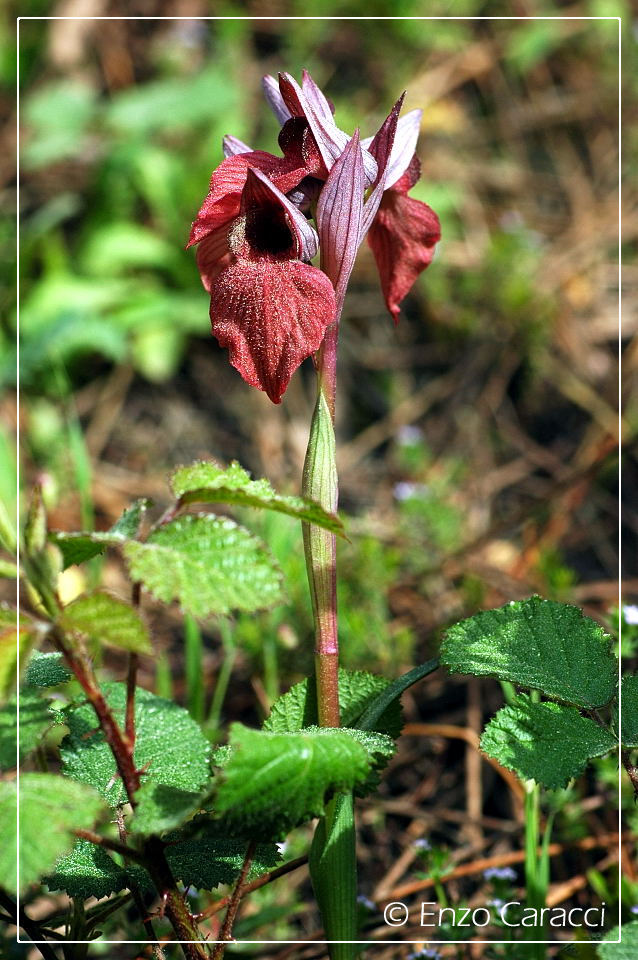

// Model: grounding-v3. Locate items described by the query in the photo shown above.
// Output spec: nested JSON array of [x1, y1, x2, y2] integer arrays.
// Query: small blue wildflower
[[357, 895, 376, 912], [414, 838, 431, 851], [397, 425, 422, 445], [407, 950, 441, 960], [394, 482, 429, 501], [483, 866, 517, 882], [630, 905, 638, 915]]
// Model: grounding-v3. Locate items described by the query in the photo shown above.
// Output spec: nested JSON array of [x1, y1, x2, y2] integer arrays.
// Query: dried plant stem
[[211, 841, 257, 960]]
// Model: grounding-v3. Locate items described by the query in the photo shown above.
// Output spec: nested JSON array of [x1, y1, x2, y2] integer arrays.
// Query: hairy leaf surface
[[0, 691, 53, 771], [61, 683, 211, 805], [480, 696, 617, 790], [51, 499, 149, 568], [0, 774, 104, 893], [264, 668, 402, 738], [25, 651, 72, 687], [441, 597, 617, 708], [124, 514, 284, 618], [171, 460, 345, 536], [58, 592, 152, 654], [45, 839, 150, 899], [215, 723, 371, 836]]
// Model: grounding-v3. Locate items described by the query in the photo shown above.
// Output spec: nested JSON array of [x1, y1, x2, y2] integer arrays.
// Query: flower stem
[[304, 315, 361, 958], [302, 335, 340, 727]]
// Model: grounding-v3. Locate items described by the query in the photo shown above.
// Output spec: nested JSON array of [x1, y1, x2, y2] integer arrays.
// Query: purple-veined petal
[[279, 72, 378, 187], [316, 129, 365, 309], [210, 257, 336, 403], [362, 108, 422, 188], [243, 167, 319, 261], [262, 74, 293, 125], [301, 69, 334, 125], [384, 109, 423, 188], [360, 94, 403, 241], [196, 225, 232, 292], [287, 176, 323, 212], [223, 135, 254, 158]]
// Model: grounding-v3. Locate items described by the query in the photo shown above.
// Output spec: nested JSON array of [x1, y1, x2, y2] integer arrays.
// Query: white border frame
[[15, 13, 623, 950]]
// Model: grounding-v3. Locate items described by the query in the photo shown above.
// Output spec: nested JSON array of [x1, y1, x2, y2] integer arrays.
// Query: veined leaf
[[0, 691, 53, 771], [58, 592, 152, 655], [131, 781, 207, 836], [597, 922, 638, 959], [170, 460, 345, 537], [51, 531, 127, 569], [0, 774, 104, 893], [60, 683, 211, 806], [50, 499, 149, 569], [45, 839, 150, 900], [25, 651, 72, 688], [441, 597, 617, 709], [263, 667, 403, 738], [480, 696, 617, 790], [124, 514, 284, 618], [164, 821, 282, 890], [214, 723, 371, 837]]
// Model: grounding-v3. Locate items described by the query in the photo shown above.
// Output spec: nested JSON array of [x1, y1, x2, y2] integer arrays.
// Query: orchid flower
[[265, 70, 441, 324], [193, 166, 335, 404], [188, 69, 440, 401]]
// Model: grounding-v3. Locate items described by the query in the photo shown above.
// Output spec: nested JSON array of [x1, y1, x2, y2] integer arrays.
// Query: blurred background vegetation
[[6, 3, 637, 955]]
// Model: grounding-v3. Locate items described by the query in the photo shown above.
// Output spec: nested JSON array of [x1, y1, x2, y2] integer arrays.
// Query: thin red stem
[[211, 841, 257, 959]]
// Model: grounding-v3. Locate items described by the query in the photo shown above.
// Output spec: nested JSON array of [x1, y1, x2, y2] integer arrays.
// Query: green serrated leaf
[[620, 675, 638, 748], [164, 820, 281, 891], [50, 530, 124, 568], [124, 514, 284, 618], [0, 691, 54, 771], [170, 460, 345, 537], [480, 696, 617, 790], [338, 727, 396, 797], [597, 921, 638, 959], [44, 838, 150, 900], [25, 651, 72, 688], [263, 668, 403, 739], [61, 683, 211, 806], [58, 592, 152, 655], [215, 723, 371, 837], [131, 781, 207, 836], [340, 728, 395, 766], [441, 597, 617, 709], [50, 499, 150, 569], [0, 774, 104, 893]]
